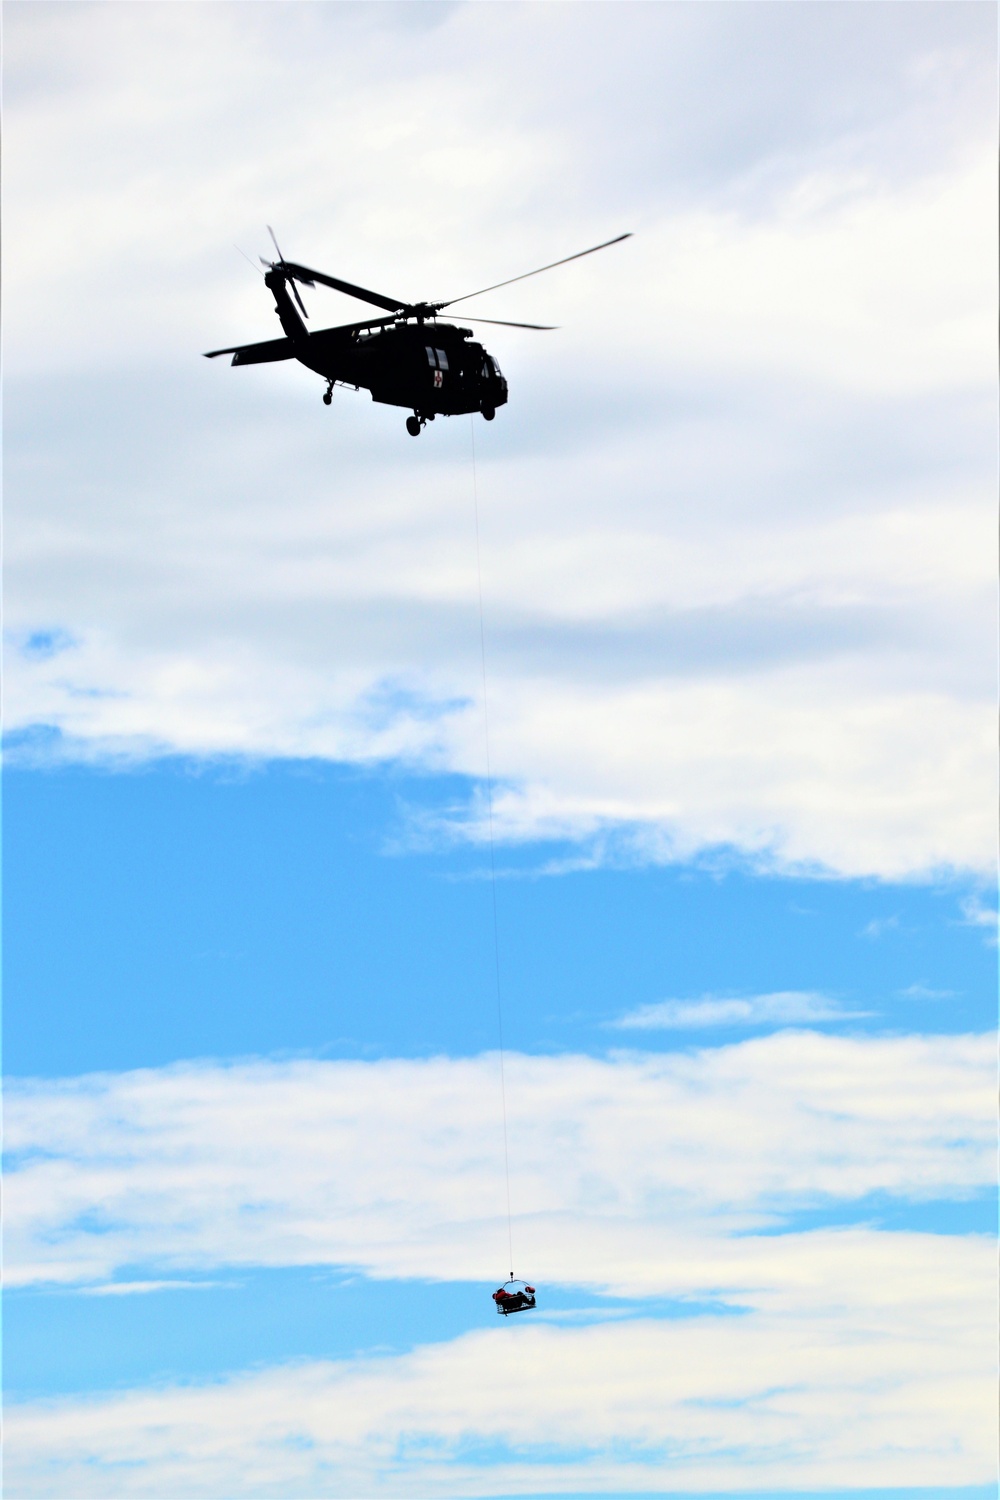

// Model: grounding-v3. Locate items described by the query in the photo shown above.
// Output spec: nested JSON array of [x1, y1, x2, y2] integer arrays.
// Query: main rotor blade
[[280, 261, 405, 313], [458, 316, 557, 330], [437, 232, 632, 309]]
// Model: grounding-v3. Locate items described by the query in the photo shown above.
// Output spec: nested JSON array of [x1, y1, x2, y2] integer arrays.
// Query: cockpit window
[[490, 356, 502, 376], [425, 347, 437, 367], [435, 348, 449, 370]]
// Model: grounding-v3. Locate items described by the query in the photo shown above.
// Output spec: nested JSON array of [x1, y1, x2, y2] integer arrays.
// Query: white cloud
[[80, 1279, 227, 1297], [862, 915, 902, 939], [960, 893, 998, 934], [898, 983, 955, 1001], [6, 1248, 997, 1497], [4, 2, 996, 878], [614, 990, 863, 1029], [6, 1034, 993, 1293]]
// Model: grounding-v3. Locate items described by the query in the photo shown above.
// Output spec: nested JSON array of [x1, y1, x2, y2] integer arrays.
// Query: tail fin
[[264, 269, 308, 344]]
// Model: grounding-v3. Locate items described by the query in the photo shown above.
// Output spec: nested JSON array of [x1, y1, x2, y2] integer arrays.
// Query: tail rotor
[[260, 225, 310, 320]]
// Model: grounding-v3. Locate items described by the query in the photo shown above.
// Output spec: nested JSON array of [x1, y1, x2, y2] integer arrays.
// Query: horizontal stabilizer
[[203, 336, 295, 365]]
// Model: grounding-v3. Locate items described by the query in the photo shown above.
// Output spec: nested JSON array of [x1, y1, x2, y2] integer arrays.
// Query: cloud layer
[[5, 836, 995, 1493], [4, 2, 997, 878], [7, 1033, 993, 1291], [7, 1031, 996, 1492], [7, 1246, 997, 1497]]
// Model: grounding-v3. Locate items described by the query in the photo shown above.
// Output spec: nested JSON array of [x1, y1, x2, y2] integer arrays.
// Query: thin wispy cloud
[[960, 893, 998, 936], [897, 983, 956, 1001], [81, 1280, 230, 1297], [613, 990, 866, 1030], [861, 915, 901, 939]]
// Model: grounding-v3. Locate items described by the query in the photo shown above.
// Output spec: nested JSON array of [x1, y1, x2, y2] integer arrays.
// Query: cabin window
[[425, 347, 437, 367], [435, 349, 449, 370]]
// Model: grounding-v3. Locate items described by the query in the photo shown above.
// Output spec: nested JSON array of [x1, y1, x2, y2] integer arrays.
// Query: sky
[[2, 3, 997, 1497]]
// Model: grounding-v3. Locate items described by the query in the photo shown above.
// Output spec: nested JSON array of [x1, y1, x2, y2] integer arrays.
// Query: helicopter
[[204, 229, 631, 435]]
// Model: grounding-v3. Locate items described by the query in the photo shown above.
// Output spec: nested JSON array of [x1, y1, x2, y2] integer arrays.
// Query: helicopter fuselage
[[299, 318, 507, 418], [249, 269, 508, 425]]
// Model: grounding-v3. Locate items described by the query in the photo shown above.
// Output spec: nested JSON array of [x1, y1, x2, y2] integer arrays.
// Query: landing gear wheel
[[482, 407, 495, 422], [406, 415, 422, 437], [322, 389, 333, 406]]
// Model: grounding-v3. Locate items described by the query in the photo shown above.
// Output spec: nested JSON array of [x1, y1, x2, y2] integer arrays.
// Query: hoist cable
[[470, 417, 514, 1283]]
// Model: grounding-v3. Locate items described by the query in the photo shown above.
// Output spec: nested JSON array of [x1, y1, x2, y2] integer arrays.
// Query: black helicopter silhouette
[[204, 228, 631, 435]]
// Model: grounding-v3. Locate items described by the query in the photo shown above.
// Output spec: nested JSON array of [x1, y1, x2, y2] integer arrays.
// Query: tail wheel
[[482, 407, 495, 421]]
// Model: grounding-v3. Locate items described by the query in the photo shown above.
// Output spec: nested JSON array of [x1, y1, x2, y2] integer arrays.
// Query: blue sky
[[4, 760, 995, 1076], [3, 3, 997, 1497]]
